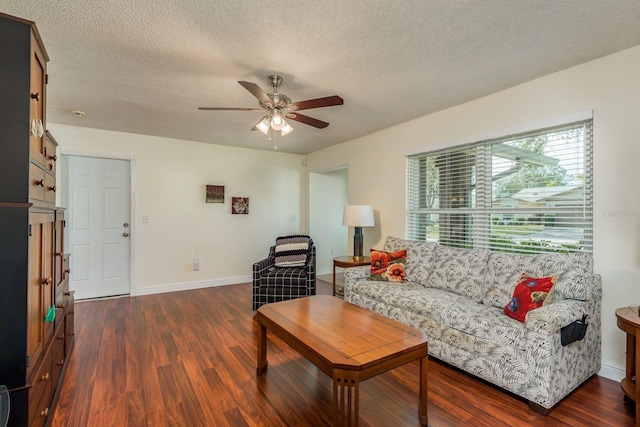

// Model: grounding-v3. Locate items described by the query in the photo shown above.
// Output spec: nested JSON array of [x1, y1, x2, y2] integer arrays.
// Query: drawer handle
[[64, 291, 71, 296], [35, 179, 44, 187], [48, 185, 56, 192], [65, 269, 71, 274], [69, 332, 75, 336], [41, 372, 49, 381], [55, 252, 62, 257], [31, 92, 40, 101], [49, 154, 57, 161], [42, 277, 52, 286], [57, 360, 65, 366], [56, 304, 64, 309], [40, 407, 49, 417], [58, 333, 65, 340]]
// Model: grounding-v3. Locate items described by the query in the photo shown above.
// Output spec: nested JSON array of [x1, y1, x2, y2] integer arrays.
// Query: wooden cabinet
[[0, 13, 74, 427]]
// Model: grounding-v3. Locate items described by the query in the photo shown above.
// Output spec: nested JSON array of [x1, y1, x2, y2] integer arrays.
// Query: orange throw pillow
[[369, 249, 407, 282]]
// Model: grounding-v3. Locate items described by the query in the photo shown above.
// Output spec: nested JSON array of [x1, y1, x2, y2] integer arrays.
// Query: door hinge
[[28, 224, 32, 237], [26, 355, 30, 368], [45, 74, 49, 84]]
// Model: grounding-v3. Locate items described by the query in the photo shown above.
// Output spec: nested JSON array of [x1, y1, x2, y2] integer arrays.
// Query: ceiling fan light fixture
[[281, 123, 294, 136], [271, 112, 286, 130], [256, 116, 270, 135]]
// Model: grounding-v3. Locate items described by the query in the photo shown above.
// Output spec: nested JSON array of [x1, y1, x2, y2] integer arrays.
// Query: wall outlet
[[193, 257, 200, 271], [143, 214, 150, 223], [288, 214, 300, 222]]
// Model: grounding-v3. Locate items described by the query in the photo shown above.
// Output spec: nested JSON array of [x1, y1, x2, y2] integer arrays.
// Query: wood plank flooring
[[50, 280, 635, 426]]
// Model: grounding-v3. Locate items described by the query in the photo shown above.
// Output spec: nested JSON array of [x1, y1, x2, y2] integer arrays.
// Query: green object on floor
[[45, 306, 55, 323]]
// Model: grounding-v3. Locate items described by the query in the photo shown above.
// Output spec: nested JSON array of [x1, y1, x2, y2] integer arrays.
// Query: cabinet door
[[54, 212, 65, 292], [42, 216, 54, 340], [27, 212, 55, 377], [27, 214, 45, 375], [29, 32, 47, 166]]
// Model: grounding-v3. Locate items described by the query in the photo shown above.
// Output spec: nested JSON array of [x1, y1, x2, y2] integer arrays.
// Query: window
[[406, 117, 593, 254]]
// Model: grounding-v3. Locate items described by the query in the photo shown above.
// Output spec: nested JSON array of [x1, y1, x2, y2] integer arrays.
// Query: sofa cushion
[[383, 236, 437, 285], [369, 249, 407, 282], [483, 252, 594, 309], [504, 274, 556, 323], [425, 245, 490, 302], [438, 297, 528, 351]]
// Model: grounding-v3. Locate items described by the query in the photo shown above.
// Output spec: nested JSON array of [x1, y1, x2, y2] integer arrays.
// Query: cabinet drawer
[[65, 299, 75, 355], [44, 172, 56, 203], [51, 326, 65, 388], [29, 162, 46, 201], [44, 135, 57, 173], [28, 346, 52, 427]]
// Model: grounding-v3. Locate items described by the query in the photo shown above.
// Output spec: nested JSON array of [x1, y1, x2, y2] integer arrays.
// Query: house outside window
[[406, 117, 593, 254]]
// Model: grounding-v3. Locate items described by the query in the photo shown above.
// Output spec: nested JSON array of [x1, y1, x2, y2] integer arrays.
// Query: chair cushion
[[274, 235, 311, 267], [260, 267, 309, 288]]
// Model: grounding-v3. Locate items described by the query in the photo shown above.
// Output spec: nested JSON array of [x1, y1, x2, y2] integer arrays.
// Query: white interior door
[[67, 156, 131, 299]]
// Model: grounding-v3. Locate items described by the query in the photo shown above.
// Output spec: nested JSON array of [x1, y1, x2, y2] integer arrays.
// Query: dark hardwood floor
[[50, 280, 635, 426]]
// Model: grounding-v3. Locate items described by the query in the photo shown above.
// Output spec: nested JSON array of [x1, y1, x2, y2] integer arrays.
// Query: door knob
[[122, 233, 129, 237], [123, 223, 129, 228]]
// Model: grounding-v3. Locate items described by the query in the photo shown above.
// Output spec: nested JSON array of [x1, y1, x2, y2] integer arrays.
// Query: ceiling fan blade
[[198, 107, 262, 111], [289, 95, 343, 111], [238, 81, 273, 106], [287, 113, 330, 129]]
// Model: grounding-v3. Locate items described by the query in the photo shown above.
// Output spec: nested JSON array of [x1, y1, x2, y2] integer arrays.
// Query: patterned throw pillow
[[369, 249, 407, 282], [274, 235, 310, 267], [504, 273, 556, 323]]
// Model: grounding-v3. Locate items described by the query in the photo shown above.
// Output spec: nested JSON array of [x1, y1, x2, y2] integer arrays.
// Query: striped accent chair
[[252, 235, 316, 310]]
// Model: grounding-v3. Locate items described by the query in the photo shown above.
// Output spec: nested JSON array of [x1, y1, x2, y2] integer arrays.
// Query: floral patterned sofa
[[344, 236, 601, 414]]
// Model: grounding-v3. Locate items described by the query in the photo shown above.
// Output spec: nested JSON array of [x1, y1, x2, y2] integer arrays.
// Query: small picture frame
[[231, 197, 249, 214], [206, 185, 225, 203]]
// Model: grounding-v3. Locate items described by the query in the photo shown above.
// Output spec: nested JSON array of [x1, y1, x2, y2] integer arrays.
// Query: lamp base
[[353, 226, 364, 260]]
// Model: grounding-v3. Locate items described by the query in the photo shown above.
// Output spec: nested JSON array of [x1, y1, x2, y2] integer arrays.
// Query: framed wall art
[[206, 185, 225, 203], [231, 197, 249, 214]]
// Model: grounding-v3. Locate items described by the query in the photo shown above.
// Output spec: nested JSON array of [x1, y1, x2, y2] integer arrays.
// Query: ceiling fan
[[198, 75, 343, 137]]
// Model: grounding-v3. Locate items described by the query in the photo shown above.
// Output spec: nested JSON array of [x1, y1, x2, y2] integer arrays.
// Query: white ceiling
[[3, 1, 640, 155]]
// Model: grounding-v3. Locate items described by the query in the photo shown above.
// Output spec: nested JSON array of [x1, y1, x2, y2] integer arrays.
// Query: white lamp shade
[[280, 123, 293, 136], [342, 205, 375, 227], [256, 116, 270, 135]]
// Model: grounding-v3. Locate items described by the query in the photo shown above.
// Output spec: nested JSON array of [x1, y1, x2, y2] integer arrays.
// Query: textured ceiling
[[3, 1, 640, 154]]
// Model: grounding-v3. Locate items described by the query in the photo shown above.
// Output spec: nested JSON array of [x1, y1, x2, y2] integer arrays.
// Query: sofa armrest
[[525, 299, 590, 334]]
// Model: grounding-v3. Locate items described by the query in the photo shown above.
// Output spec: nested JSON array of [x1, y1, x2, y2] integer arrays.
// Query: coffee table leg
[[333, 369, 359, 427], [419, 355, 428, 426], [256, 321, 268, 375]]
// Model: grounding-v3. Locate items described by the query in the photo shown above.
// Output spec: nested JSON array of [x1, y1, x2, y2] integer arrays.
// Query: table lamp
[[342, 205, 375, 261]]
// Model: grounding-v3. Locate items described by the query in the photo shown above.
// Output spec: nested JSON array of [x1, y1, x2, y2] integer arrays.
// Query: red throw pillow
[[504, 273, 556, 323], [369, 249, 407, 282]]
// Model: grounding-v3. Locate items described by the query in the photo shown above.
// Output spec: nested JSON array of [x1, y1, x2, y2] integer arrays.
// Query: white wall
[[50, 123, 306, 295], [307, 45, 640, 380], [309, 168, 348, 274]]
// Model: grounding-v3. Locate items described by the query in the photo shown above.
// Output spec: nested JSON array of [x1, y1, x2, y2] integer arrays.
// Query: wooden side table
[[616, 306, 640, 426], [333, 256, 371, 296]]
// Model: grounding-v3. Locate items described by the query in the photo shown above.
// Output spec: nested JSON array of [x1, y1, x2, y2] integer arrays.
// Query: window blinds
[[406, 118, 593, 254]]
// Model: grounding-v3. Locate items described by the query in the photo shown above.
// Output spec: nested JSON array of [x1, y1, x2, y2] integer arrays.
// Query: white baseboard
[[598, 361, 625, 382], [131, 275, 252, 296]]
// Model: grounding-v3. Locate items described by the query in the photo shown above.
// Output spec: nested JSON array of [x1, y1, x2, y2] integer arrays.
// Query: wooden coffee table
[[256, 295, 428, 426]]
